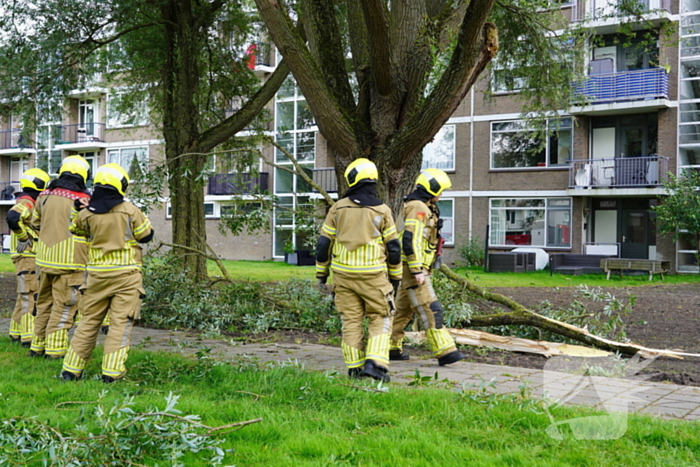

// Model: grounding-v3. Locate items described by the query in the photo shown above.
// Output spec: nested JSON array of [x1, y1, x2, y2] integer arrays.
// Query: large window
[[490, 198, 572, 248], [436, 198, 454, 245], [107, 147, 148, 179], [107, 91, 149, 128], [491, 118, 571, 169], [273, 76, 317, 257], [422, 125, 455, 171]]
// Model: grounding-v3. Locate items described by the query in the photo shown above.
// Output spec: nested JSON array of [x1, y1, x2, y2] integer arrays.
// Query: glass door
[[620, 209, 647, 259], [79, 100, 96, 140]]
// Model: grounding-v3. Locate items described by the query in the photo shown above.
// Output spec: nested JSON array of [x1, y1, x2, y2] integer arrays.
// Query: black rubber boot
[[10, 336, 20, 344], [361, 360, 391, 383], [389, 349, 410, 361], [27, 350, 44, 358], [44, 354, 62, 360], [348, 367, 363, 379], [21, 341, 31, 348], [437, 350, 465, 366], [61, 371, 81, 381]]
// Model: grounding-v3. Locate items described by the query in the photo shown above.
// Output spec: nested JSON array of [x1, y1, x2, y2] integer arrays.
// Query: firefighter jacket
[[31, 188, 89, 273], [400, 199, 440, 274], [70, 201, 152, 277], [315, 197, 402, 280], [6, 195, 39, 259]]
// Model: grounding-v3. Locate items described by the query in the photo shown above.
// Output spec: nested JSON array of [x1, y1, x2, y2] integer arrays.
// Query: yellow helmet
[[416, 168, 452, 196], [94, 163, 130, 195], [59, 155, 90, 183], [20, 168, 50, 191], [344, 158, 378, 187]]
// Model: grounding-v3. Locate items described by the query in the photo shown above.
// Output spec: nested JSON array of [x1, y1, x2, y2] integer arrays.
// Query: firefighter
[[389, 168, 465, 366], [315, 158, 402, 383], [6, 168, 50, 345], [29, 155, 91, 358], [62, 163, 153, 382]]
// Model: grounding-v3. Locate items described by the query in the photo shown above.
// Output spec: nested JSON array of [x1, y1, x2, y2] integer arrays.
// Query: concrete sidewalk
[[4, 318, 700, 422]]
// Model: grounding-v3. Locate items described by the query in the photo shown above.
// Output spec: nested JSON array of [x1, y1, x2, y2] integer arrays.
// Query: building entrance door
[[620, 209, 647, 258]]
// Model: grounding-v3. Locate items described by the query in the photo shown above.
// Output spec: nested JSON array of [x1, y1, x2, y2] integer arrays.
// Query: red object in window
[[505, 234, 531, 245], [245, 44, 257, 70], [558, 224, 570, 243]]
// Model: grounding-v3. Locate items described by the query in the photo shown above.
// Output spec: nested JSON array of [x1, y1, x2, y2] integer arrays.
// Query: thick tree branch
[[360, 0, 393, 96], [440, 265, 700, 358], [255, 0, 360, 161], [389, 0, 498, 164], [197, 59, 291, 151], [302, 0, 356, 110]]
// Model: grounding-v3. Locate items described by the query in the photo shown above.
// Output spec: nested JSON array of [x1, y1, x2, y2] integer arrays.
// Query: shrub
[[457, 235, 485, 267]]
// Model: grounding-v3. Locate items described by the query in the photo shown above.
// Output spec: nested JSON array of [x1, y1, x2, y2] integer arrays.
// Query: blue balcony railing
[[572, 68, 668, 104], [207, 172, 269, 195]]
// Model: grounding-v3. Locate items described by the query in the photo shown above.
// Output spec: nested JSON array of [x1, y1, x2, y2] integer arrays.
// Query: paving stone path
[[3, 318, 700, 423]]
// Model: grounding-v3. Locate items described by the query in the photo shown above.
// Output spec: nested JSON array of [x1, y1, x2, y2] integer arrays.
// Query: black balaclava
[[87, 186, 124, 214], [48, 172, 88, 194], [343, 181, 383, 206], [405, 185, 433, 203], [19, 188, 42, 201]]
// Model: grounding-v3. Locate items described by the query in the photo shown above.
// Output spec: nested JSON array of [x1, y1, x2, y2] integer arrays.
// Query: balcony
[[311, 168, 338, 193], [572, 0, 672, 30], [54, 123, 107, 150], [0, 181, 19, 203], [570, 68, 670, 115], [207, 172, 269, 195], [0, 129, 35, 156], [568, 155, 668, 192]]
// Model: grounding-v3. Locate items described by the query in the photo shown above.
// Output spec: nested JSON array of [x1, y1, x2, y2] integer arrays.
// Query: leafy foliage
[[0, 393, 230, 466], [457, 235, 486, 268], [432, 272, 633, 343], [652, 170, 700, 251], [141, 253, 339, 334]]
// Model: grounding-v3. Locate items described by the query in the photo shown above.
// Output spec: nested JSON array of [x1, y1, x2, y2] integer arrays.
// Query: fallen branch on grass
[[439, 264, 700, 359]]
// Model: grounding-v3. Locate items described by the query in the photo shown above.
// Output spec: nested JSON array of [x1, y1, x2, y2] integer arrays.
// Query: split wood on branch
[[439, 264, 700, 358]]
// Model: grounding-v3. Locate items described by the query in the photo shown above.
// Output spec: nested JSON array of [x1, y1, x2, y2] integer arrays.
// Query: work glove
[[390, 278, 401, 297], [317, 276, 327, 292], [16, 236, 32, 254]]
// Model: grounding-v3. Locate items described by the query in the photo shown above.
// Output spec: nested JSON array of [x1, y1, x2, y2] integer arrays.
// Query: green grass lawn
[[1, 340, 698, 466], [3, 253, 697, 287]]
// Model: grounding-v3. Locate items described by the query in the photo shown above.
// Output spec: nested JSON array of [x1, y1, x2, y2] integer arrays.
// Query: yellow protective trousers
[[333, 271, 394, 371], [391, 266, 457, 359], [10, 256, 37, 343], [63, 270, 143, 380], [31, 271, 83, 356]]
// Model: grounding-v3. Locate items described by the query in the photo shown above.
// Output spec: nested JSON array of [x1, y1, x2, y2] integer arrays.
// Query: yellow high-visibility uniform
[[316, 197, 402, 374], [62, 201, 152, 380], [391, 198, 459, 359], [29, 188, 89, 357], [7, 195, 39, 344]]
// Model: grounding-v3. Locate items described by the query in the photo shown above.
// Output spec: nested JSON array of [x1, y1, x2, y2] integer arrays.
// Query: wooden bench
[[600, 258, 671, 281]]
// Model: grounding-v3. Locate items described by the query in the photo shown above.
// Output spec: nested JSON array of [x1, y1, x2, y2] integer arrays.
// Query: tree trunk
[[161, 0, 208, 281]]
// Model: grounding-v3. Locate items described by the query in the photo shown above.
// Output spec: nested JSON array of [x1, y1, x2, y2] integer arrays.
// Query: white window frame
[[422, 125, 455, 172], [436, 198, 455, 246], [273, 76, 318, 257], [489, 197, 572, 248], [107, 147, 149, 178], [167, 202, 217, 219], [107, 90, 149, 128], [490, 118, 572, 170]]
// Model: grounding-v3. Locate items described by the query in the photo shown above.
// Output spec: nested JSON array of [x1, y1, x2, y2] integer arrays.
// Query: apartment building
[[2, 0, 698, 273]]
